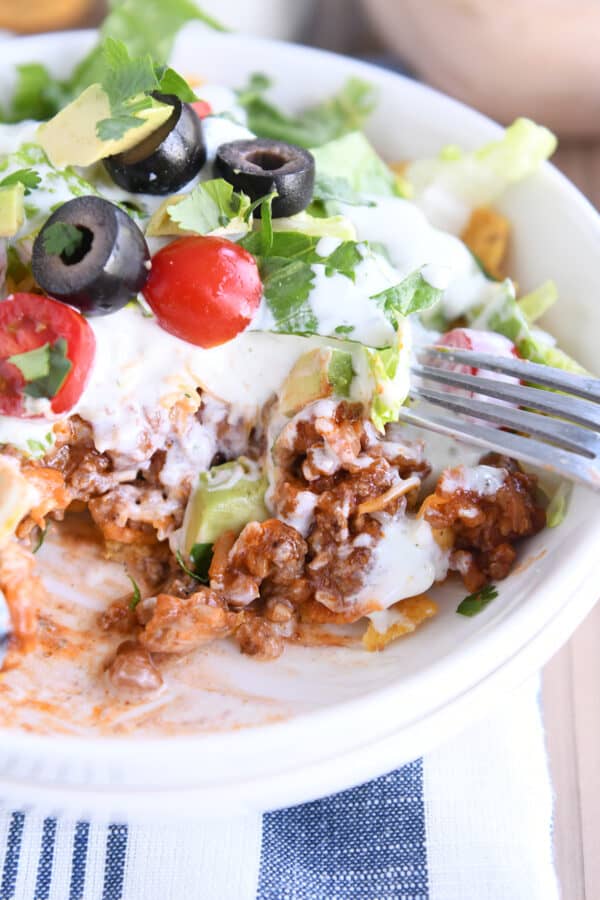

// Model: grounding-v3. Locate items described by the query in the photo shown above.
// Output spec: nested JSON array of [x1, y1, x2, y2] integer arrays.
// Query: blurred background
[[0, 0, 598, 139], [1, 0, 597, 205]]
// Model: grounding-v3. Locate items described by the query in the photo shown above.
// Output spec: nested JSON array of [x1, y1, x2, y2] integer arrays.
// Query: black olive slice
[[214, 138, 315, 217], [32, 196, 150, 317], [104, 93, 207, 195]]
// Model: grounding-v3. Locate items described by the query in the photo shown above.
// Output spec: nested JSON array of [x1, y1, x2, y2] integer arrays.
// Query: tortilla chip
[[461, 206, 510, 280], [362, 594, 438, 651]]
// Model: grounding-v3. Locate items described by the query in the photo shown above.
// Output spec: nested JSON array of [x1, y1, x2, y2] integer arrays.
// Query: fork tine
[[411, 388, 599, 457], [418, 346, 600, 402], [412, 363, 600, 429], [397, 407, 600, 488]]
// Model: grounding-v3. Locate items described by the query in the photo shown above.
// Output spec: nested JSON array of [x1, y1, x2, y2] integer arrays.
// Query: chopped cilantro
[[8, 344, 51, 381], [12, 338, 72, 401], [42, 222, 85, 259], [236, 74, 376, 148], [0, 168, 41, 195], [175, 549, 209, 583], [33, 524, 49, 554], [456, 584, 499, 617], [169, 179, 251, 235], [128, 575, 142, 610], [154, 65, 197, 103], [190, 542, 213, 584], [334, 325, 355, 335], [370, 270, 442, 326], [96, 38, 157, 141]]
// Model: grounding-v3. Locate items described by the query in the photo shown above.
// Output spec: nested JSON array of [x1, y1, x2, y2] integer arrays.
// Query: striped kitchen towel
[[0, 679, 559, 900]]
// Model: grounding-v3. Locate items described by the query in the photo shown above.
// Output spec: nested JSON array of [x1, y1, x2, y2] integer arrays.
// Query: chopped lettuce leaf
[[236, 75, 376, 148], [468, 280, 587, 373], [311, 132, 397, 199], [407, 118, 557, 226], [517, 279, 558, 324], [366, 330, 412, 431], [271, 210, 357, 241], [545, 481, 572, 528], [371, 270, 443, 327], [168, 178, 252, 236]]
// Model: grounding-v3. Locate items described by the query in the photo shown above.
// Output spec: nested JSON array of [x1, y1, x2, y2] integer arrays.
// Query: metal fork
[[397, 346, 600, 489]]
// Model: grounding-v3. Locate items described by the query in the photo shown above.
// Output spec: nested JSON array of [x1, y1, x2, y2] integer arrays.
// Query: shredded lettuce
[[468, 280, 587, 373], [271, 210, 357, 241], [236, 75, 376, 149], [517, 280, 558, 324], [311, 132, 398, 200], [407, 118, 557, 228], [545, 481, 572, 528]]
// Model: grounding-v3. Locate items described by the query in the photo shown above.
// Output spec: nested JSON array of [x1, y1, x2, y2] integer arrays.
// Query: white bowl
[[0, 26, 598, 821]]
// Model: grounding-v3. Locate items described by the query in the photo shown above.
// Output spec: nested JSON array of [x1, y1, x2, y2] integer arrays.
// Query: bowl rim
[[0, 27, 598, 778]]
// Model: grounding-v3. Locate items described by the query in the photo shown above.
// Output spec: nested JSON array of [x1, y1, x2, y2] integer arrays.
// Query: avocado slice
[[182, 457, 268, 555], [278, 347, 354, 416], [37, 84, 173, 169], [0, 182, 25, 237]]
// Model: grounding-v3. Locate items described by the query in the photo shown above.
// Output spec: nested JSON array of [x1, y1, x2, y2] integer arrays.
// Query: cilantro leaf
[[370, 270, 443, 327], [254, 191, 278, 255], [96, 38, 158, 141], [176, 548, 212, 584], [168, 179, 251, 235], [260, 256, 318, 334], [21, 338, 72, 400], [67, 0, 227, 104], [33, 524, 49, 554], [190, 542, 213, 584], [0, 169, 41, 195], [456, 584, 499, 617], [42, 222, 84, 259], [0, 1, 226, 125], [155, 66, 197, 103], [128, 575, 142, 610], [8, 344, 51, 381], [237, 74, 377, 148]]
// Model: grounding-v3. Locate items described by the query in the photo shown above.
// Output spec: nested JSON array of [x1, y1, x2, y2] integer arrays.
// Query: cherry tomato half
[[0, 293, 96, 418], [438, 328, 518, 375], [191, 99, 212, 119], [143, 236, 263, 348]]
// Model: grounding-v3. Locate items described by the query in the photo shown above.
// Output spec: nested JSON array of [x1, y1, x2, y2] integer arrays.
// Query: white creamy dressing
[[440, 464, 507, 496], [349, 514, 449, 613], [339, 195, 497, 320]]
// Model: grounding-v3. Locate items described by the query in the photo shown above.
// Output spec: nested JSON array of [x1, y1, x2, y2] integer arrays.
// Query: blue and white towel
[[0, 680, 558, 900]]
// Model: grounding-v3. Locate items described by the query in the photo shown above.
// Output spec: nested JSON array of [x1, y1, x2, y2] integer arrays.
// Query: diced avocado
[[145, 195, 188, 238], [37, 84, 173, 168], [279, 347, 355, 416], [183, 457, 268, 554], [0, 182, 25, 237]]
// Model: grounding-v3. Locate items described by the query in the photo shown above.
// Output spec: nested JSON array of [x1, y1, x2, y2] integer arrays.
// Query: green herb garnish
[[42, 222, 85, 259], [456, 584, 499, 617], [128, 575, 142, 610], [169, 179, 251, 235], [9, 338, 72, 401], [190, 542, 213, 584], [33, 524, 49, 554], [370, 270, 443, 326], [0, 168, 41, 195], [236, 74, 376, 148]]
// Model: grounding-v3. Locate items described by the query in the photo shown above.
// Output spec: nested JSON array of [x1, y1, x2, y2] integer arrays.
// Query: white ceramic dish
[[0, 26, 598, 821]]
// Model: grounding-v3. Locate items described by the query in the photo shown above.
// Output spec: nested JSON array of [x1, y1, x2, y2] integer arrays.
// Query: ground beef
[[210, 519, 308, 608], [105, 640, 163, 696], [423, 453, 546, 591], [234, 615, 285, 661], [139, 588, 237, 654]]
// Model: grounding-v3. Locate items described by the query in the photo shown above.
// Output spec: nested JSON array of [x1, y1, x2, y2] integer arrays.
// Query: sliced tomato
[[143, 236, 263, 348], [0, 293, 96, 418], [191, 100, 212, 119], [437, 328, 518, 374]]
